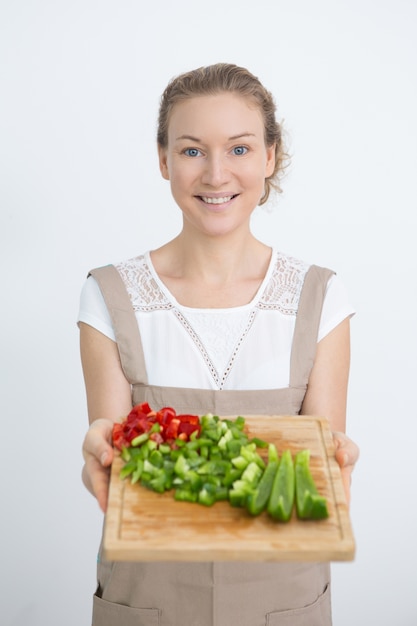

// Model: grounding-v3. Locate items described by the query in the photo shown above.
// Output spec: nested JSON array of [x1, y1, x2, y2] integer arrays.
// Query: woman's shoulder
[[261, 249, 341, 313], [272, 249, 339, 291]]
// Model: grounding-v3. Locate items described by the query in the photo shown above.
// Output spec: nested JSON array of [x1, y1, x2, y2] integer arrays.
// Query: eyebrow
[[175, 132, 257, 142]]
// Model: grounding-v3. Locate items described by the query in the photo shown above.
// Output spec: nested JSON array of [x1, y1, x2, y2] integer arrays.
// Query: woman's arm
[[79, 322, 132, 512], [301, 317, 359, 506]]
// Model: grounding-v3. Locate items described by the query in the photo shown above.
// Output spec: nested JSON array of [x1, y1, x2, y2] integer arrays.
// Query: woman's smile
[[196, 193, 240, 211], [198, 194, 237, 205]]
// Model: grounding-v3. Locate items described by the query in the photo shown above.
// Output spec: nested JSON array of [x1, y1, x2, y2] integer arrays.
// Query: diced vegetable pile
[[112, 402, 328, 521]]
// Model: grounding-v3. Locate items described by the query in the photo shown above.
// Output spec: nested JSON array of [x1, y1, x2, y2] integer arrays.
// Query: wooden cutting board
[[103, 415, 355, 562]]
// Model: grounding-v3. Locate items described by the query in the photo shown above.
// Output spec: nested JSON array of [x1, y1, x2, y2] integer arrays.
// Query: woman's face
[[158, 92, 275, 239]]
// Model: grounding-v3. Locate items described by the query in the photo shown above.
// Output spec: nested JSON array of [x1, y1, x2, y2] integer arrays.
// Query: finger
[[82, 456, 111, 513], [340, 466, 352, 508], [82, 419, 114, 466], [334, 447, 349, 469], [332, 432, 360, 468], [81, 419, 115, 512]]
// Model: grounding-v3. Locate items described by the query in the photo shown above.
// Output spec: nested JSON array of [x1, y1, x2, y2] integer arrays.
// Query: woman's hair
[[157, 63, 289, 205]]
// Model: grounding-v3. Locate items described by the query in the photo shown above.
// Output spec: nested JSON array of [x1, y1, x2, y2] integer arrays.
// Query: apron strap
[[89, 265, 148, 385], [290, 264, 334, 390]]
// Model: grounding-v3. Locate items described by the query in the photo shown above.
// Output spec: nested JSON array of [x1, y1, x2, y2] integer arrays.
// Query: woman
[[79, 63, 359, 625]]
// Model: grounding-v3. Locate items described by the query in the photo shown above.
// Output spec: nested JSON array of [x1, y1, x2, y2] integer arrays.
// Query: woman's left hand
[[332, 431, 360, 507]]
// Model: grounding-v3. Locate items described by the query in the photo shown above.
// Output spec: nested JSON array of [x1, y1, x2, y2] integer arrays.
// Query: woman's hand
[[82, 418, 115, 513], [79, 323, 134, 512], [332, 431, 360, 507]]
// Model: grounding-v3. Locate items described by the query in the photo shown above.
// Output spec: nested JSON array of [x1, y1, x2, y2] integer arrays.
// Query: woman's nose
[[201, 155, 231, 187]]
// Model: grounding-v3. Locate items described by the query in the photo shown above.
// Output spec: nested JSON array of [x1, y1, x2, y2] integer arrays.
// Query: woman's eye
[[232, 146, 248, 156], [184, 148, 202, 157]]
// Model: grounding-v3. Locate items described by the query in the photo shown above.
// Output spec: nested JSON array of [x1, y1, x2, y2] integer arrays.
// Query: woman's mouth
[[198, 195, 237, 205]]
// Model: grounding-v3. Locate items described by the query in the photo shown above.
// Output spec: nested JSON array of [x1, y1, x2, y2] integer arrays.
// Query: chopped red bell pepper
[[112, 403, 201, 450], [178, 421, 202, 437], [156, 407, 177, 425]]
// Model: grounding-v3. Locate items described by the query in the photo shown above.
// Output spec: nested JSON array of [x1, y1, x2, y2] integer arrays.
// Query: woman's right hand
[[82, 418, 115, 513], [79, 322, 133, 512]]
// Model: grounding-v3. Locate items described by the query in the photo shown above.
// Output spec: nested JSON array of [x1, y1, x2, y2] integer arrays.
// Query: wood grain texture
[[103, 415, 355, 562]]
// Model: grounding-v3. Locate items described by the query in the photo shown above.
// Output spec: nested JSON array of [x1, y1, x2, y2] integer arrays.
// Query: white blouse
[[78, 249, 355, 391]]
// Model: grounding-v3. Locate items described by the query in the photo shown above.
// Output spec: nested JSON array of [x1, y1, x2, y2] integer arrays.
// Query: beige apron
[[89, 264, 334, 626]]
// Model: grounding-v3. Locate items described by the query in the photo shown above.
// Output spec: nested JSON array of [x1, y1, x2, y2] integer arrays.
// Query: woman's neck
[[150, 231, 272, 308]]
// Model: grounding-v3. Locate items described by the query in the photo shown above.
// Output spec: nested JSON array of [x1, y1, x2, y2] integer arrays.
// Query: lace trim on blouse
[[115, 256, 173, 312], [258, 253, 309, 313], [115, 252, 309, 389], [115, 252, 308, 314]]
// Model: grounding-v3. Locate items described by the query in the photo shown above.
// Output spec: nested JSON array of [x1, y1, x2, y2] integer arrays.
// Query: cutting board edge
[[103, 539, 356, 563]]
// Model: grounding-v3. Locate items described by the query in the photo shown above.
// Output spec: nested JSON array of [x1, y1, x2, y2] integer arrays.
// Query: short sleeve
[[77, 275, 116, 341], [318, 274, 355, 342]]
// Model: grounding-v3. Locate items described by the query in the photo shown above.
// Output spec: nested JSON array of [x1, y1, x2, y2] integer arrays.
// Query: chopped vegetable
[[112, 404, 328, 521], [294, 449, 329, 520], [267, 449, 295, 522], [112, 402, 201, 451], [246, 444, 279, 516]]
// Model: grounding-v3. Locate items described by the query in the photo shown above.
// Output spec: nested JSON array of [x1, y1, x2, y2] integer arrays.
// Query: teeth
[[201, 196, 233, 204]]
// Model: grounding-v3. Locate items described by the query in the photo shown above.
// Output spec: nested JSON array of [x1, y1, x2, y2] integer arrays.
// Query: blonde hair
[[157, 63, 289, 205]]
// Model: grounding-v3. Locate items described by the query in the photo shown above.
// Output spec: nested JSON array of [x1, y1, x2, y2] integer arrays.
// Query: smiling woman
[[157, 92, 276, 243], [78, 62, 359, 626], [157, 63, 288, 204]]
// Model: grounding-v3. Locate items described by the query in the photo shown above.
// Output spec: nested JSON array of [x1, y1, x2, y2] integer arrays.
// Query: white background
[[1, 1, 416, 624]]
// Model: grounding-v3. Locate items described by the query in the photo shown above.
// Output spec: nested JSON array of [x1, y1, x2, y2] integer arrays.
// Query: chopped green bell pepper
[[267, 449, 295, 522], [294, 449, 329, 520]]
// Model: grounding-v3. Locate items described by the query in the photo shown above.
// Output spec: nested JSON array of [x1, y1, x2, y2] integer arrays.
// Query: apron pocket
[[266, 583, 331, 626], [92, 593, 161, 626]]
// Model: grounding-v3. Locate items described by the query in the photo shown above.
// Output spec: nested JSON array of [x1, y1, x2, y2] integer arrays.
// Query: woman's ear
[[265, 143, 276, 178], [158, 145, 170, 180]]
